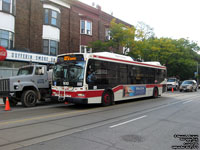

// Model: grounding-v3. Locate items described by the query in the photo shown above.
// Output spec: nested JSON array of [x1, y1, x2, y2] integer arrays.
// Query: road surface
[[0, 91, 199, 150]]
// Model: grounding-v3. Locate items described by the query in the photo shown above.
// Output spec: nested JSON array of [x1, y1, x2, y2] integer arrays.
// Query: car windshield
[[182, 81, 194, 85], [53, 61, 85, 86], [17, 66, 34, 76], [167, 79, 175, 82]]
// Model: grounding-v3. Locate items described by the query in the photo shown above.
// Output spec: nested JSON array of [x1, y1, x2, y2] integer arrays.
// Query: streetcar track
[[0, 102, 174, 148], [0, 94, 199, 148], [0, 94, 198, 131]]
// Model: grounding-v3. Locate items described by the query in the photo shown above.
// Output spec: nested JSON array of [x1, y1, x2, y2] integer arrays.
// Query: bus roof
[[92, 52, 166, 69], [57, 52, 166, 69]]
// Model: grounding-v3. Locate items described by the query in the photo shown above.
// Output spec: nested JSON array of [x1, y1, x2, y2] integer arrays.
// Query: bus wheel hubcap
[[104, 94, 110, 104]]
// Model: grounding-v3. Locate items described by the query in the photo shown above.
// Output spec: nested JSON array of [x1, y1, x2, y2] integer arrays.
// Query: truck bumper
[[0, 92, 12, 97]]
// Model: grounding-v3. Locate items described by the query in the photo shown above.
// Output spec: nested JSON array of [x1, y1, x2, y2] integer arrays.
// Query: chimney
[[92, 2, 95, 7], [96, 4, 101, 10]]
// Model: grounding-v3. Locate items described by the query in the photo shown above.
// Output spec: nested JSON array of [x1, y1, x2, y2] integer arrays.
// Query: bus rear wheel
[[101, 91, 112, 106], [153, 87, 159, 98]]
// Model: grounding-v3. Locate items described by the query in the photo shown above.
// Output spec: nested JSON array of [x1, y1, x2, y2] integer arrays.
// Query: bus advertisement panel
[[123, 86, 146, 97]]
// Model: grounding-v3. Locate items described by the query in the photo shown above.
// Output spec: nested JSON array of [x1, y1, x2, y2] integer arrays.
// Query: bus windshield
[[53, 61, 85, 87]]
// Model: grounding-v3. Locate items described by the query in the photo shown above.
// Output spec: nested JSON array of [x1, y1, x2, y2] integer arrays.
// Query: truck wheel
[[101, 91, 112, 106], [3, 97, 18, 106], [21, 90, 37, 107]]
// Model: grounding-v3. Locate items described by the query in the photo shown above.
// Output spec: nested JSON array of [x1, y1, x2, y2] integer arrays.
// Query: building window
[[80, 45, 92, 53], [80, 20, 92, 35], [0, 29, 14, 49], [2, 0, 11, 13], [12, 0, 16, 15], [81, 20, 85, 34], [44, 9, 49, 24], [105, 28, 111, 40], [44, 9, 60, 27], [43, 39, 59, 56], [51, 11, 58, 26]]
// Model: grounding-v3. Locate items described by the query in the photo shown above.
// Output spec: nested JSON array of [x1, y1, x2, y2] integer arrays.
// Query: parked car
[[179, 80, 197, 92], [167, 78, 179, 90]]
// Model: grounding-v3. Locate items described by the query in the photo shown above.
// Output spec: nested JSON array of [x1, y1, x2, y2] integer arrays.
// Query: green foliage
[[136, 21, 155, 40], [130, 37, 200, 80], [89, 19, 136, 54], [89, 40, 110, 52]]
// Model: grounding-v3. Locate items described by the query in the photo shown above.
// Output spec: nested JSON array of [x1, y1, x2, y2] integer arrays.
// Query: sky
[[79, 0, 200, 45]]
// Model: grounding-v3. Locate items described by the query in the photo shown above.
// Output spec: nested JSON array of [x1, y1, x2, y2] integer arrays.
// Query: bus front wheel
[[101, 91, 113, 106]]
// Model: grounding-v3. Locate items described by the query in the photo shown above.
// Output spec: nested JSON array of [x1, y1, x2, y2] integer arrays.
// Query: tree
[[89, 19, 136, 54], [130, 37, 200, 80], [135, 21, 155, 40]]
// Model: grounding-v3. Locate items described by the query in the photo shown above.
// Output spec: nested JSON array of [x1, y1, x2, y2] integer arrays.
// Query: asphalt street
[[0, 91, 199, 150]]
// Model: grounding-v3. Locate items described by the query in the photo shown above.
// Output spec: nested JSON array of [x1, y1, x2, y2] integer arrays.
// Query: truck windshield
[[53, 61, 85, 87], [17, 66, 34, 76]]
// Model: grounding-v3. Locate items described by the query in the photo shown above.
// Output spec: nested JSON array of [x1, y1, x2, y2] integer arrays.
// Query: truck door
[[34, 66, 49, 89]]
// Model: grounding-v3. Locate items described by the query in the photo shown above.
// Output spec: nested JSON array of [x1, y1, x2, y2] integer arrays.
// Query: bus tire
[[21, 90, 37, 107], [153, 87, 159, 98], [101, 91, 112, 106]]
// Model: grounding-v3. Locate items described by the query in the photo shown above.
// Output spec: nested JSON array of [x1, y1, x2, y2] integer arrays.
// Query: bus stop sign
[[0, 46, 7, 61]]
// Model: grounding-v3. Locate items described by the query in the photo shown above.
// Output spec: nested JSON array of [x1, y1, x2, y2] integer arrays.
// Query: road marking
[[183, 100, 194, 104], [109, 115, 147, 128]]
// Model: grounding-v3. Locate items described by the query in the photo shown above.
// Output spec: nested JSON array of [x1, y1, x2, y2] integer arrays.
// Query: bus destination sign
[[64, 56, 77, 61], [57, 54, 84, 63]]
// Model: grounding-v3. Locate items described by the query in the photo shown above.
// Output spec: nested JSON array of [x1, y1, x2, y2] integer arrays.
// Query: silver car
[[179, 80, 197, 92]]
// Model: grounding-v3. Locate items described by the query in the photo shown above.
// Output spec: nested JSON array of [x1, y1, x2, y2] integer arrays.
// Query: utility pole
[[197, 62, 199, 85]]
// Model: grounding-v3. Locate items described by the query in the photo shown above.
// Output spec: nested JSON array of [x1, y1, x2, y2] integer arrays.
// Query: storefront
[[0, 49, 56, 78]]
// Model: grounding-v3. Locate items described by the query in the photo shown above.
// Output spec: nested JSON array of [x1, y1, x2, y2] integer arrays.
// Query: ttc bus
[[52, 52, 167, 106]]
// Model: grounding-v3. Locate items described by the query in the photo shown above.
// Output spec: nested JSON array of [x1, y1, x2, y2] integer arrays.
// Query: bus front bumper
[[66, 97, 88, 104]]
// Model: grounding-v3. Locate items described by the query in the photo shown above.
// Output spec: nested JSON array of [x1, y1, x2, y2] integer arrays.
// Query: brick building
[[0, 0, 132, 77]]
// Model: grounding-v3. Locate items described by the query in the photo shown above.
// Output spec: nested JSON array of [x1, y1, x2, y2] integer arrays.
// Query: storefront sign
[[6, 50, 57, 64], [0, 46, 7, 61]]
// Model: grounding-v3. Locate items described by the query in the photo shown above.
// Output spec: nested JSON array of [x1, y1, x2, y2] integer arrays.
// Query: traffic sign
[[0, 46, 7, 61]]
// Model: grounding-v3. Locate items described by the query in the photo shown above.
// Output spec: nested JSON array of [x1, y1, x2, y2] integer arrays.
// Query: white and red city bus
[[52, 52, 167, 106]]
